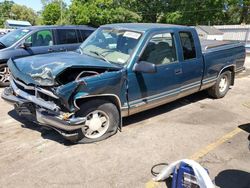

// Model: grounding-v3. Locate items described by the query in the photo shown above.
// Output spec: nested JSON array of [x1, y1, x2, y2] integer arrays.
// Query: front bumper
[[1, 79, 86, 136]]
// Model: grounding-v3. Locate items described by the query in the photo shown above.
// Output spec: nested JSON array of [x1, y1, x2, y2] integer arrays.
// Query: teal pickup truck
[[2, 23, 246, 143]]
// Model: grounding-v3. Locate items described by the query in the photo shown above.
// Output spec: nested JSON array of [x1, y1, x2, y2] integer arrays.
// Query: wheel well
[[75, 96, 121, 111], [221, 66, 235, 86], [74, 95, 122, 129]]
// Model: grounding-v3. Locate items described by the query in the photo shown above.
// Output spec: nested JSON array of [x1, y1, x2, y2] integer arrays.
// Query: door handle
[[48, 48, 53, 52], [175, 68, 182, 75], [59, 48, 65, 51]]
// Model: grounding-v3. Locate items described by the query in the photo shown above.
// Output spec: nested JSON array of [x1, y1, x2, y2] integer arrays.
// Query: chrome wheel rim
[[83, 110, 110, 139], [0, 66, 10, 84], [219, 75, 228, 93]]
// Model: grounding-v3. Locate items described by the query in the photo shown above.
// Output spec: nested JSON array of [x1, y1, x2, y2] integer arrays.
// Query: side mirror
[[21, 42, 32, 49], [133, 61, 156, 73]]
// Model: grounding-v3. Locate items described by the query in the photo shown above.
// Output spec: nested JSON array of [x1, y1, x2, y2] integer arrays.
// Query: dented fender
[[54, 69, 127, 113]]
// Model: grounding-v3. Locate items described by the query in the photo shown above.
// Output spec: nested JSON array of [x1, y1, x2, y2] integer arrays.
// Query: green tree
[[0, 0, 14, 27], [42, 0, 68, 25], [239, 0, 250, 24], [45, 0, 250, 26], [69, 0, 140, 27], [158, 0, 228, 25], [11, 4, 38, 25], [120, 0, 170, 23], [119, 0, 250, 25]]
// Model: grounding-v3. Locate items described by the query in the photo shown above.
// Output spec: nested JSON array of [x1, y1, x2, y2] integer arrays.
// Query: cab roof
[[102, 23, 189, 32]]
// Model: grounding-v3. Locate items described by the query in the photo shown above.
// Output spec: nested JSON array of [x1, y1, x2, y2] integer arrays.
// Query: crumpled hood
[[13, 51, 120, 76]]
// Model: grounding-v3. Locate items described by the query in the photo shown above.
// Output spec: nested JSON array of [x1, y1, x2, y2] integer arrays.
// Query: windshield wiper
[[89, 50, 111, 64]]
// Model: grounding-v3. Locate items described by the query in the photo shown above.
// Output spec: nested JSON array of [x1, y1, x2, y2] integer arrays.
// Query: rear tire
[[75, 99, 119, 144], [207, 71, 232, 99], [0, 64, 10, 87]]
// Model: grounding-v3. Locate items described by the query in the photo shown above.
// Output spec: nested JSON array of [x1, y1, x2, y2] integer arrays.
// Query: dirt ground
[[0, 58, 249, 188]]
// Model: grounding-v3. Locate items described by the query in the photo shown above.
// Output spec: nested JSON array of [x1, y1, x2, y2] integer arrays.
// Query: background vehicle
[[2, 23, 246, 143], [0, 25, 95, 86]]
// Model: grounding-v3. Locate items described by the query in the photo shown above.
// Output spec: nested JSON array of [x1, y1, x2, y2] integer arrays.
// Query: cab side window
[[179, 32, 196, 60], [140, 33, 177, 65], [25, 30, 53, 47], [57, 29, 78, 44]]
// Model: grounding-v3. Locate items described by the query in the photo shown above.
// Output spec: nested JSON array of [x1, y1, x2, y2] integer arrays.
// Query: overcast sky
[[11, 0, 71, 11]]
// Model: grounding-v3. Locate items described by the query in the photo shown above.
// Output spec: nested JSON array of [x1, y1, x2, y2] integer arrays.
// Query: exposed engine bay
[[55, 67, 114, 85]]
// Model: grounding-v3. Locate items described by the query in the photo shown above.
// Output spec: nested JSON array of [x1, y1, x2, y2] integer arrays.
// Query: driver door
[[127, 32, 181, 114]]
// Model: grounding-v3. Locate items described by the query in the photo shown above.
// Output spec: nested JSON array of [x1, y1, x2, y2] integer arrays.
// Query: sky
[[11, 0, 71, 12]]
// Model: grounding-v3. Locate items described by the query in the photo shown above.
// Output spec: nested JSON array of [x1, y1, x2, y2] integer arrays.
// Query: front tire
[[76, 99, 119, 144], [0, 64, 10, 87], [208, 71, 232, 99]]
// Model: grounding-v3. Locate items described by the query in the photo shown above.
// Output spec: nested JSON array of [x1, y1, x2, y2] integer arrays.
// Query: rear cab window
[[56, 29, 78, 44], [179, 31, 196, 60]]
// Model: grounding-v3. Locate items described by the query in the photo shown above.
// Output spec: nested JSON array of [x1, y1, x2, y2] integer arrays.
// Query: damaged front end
[[2, 55, 123, 142], [2, 77, 86, 141]]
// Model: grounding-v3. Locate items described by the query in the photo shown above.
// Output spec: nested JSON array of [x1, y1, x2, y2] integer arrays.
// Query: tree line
[[0, 0, 249, 28], [0, 0, 37, 27]]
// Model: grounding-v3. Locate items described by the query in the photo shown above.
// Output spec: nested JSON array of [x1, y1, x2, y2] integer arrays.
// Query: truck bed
[[201, 39, 243, 52], [201, 39, 246, 74]]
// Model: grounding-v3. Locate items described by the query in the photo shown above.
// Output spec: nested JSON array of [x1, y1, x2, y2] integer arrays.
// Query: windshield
[[80, 28, 142, 66], [0, 28, 31, 47]]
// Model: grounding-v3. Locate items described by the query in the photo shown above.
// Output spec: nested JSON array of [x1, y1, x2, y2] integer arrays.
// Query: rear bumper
[[1, 86, 86, 133]]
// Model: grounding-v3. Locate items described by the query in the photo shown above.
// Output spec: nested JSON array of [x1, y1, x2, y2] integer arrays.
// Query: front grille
[[37, 91, 61, 107], [12, 78, 63, 109], [14, 80, 35, 95]]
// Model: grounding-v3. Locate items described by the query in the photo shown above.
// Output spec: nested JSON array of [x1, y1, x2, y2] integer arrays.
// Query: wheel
[[0, 64, 10, 87], [208, 71, 232, 99], [75, 99, 119, 143]]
